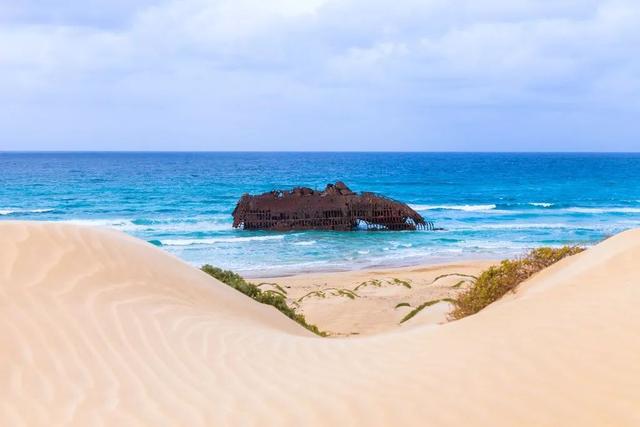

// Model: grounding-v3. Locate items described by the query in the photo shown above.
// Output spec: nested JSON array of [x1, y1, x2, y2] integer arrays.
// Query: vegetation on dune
[[201, 246, 584, 335], [450, 246, 585, 320], [296, 288, 359, 304], [256, 282, 288, 294], [427, 273, 478, 286], [262, 289, 288, 298], [389, 278, 413, 288], [394, 302, 411, 309], [451, 279, 470, 289], [353, 277, 412, 291], [400, 298, 455, 324], [353, 278, 383, 291], [201, 265, 327, 337]]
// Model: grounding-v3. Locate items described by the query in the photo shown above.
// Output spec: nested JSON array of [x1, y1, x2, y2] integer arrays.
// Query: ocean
[[2, 152, 640, 276]]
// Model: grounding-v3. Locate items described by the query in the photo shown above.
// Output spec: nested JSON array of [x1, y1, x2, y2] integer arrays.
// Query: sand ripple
[[1, 222, 639, 426]]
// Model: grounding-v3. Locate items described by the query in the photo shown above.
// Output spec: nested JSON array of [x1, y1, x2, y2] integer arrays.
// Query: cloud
[[0, 0, 639, 150]]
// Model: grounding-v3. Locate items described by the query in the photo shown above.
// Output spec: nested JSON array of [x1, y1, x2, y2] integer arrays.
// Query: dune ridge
[[1, 222, 639, 426]]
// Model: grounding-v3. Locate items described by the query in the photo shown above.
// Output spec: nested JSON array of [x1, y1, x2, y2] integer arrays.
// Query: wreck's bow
[[232, 182, 434, 231]]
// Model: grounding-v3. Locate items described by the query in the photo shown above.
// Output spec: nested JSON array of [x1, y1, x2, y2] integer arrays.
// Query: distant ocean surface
[[2, 152, 640, 276]]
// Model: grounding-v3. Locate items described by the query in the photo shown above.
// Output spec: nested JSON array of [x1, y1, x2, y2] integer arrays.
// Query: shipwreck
[[232, 181, 435, 231]]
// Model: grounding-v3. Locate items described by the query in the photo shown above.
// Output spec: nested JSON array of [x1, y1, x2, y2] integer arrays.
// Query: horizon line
[[2, 150, 640, 154]]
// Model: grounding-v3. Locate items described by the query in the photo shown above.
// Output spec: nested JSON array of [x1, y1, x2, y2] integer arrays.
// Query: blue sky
[[1, 0, 639, 151]]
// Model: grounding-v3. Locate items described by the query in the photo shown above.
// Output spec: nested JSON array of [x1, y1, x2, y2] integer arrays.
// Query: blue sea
[[2, 152, 640, 276]]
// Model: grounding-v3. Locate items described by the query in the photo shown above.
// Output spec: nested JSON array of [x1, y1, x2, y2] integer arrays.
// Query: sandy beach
[[253, 261, 494, 336], [1, 221, 640, 426]]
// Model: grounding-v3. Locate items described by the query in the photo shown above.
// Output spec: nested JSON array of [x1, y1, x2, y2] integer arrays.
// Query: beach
[[253, 261, 494, 336], [1, 220, 639, 426]]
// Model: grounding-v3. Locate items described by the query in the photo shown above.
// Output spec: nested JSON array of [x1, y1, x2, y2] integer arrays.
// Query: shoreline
[[239, 255, 500, 279], [251, 258, 497, 280]]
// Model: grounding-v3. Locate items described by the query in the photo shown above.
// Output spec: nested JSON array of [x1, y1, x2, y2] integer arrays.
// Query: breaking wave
[[0, 208, 55, 215], [293, 240, 317, 246], [410, 204, 497, 212], [160, 235, 285, 246], [563, 207, 640, 214], [529, 202, 554, 208]]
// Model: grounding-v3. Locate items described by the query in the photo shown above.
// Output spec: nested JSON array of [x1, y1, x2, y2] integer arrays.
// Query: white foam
[[529, 202, 554, 208], [60, 219, 140, 231], [293, 240, 317, 246], [468, 222, 572, 231], [161, 235, 285, 246], [0, 208, 54, 215], [564, 207, 640, 214], [142, 221, 231, 233], [57, 217, 232, 233], [410, 204, 497, 212]]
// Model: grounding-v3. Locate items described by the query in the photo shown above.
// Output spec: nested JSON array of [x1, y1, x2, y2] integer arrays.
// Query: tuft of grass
[[297, 288, 359, 303], [394, 302, 411, 309], [400, 299, 444, 323], [256, 282, 288, 294], [450, 246, 584, 320], [353, 278, 412, 291], [451, 280, 470, 289], [390, 278, 412, 289], [427, 273, 478, 286], [353, 279, 383, 291], [262, 289, 288, 298], [201, 265, 327, 336]]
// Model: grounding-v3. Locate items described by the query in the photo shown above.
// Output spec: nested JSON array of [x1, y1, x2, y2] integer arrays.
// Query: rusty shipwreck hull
[[232, 182, 434, 231]]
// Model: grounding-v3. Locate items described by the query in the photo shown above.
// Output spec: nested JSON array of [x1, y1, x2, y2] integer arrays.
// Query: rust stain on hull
[[232, 182, 434, 231]]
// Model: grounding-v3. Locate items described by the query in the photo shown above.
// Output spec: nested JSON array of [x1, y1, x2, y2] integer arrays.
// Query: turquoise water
[[2, 152, 640, 276]]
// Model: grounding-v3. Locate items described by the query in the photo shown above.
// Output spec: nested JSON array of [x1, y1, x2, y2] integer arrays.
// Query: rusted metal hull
[[232, 182, 433, 231]]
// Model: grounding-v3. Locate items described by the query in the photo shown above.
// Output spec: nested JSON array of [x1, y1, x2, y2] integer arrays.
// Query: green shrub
[[451, 246, 584, 320], [257, 282, 288, 294], [201, 265, 327, 336]]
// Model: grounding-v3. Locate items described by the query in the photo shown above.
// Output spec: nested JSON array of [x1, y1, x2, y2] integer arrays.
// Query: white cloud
[[0, 0, 639, 150]]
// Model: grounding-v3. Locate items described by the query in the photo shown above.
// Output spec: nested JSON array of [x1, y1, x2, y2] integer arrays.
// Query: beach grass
[[451, 279, 470, 289], [390, 278, 412, 288], [394, 302, 411, 309], [297, 288, 359, 303], [399, 299, 454, 323], [451, 246, 584, 320], [428, 273, 478, 286], [201, 265, 327, 336], [353, 277, 412, 291], [353, 279, 383, 291], [256, 282, 288, 294]]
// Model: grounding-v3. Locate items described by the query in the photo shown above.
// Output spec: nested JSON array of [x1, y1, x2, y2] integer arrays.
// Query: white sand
[[1, 221, 639, 426], [253, 261, 494, 336]]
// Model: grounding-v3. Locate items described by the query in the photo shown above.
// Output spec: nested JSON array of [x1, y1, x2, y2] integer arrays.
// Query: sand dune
[[1, 222, 639, 426]]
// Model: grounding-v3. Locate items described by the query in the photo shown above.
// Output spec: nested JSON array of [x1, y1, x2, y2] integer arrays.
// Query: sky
[[1, 0, 639, 151]]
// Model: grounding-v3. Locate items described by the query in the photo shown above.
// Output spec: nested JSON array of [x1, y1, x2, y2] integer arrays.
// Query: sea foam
[[410, 204, 497, 212], [0, 208, 54, 215], [161, 235, 285, 246], [564, 207, 640, 214], [529, 202, 554, 208]]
